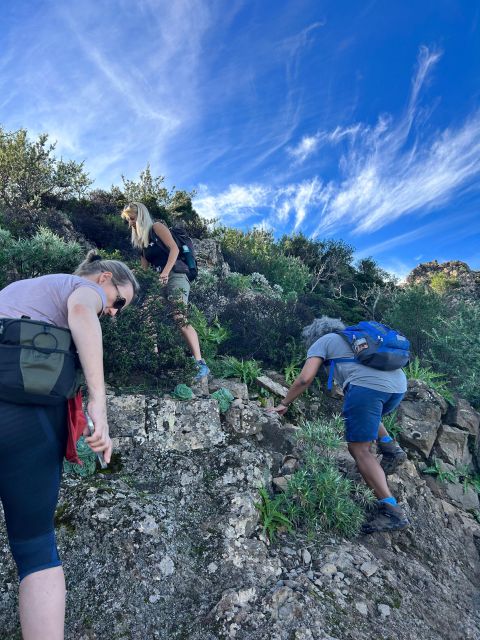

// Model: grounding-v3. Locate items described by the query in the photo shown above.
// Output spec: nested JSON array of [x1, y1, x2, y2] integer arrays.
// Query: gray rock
[[398, 399, 442, 458], [224, 403, 267, 436], [256, 375, 289, 399], [434, 425, 471, 467], [377, 603, 391, 618], [356, 602, 369, 616], [107, 394, 146, 441], [209, 377, 249, 401], [149, 398, 225, 450], [444, 399, 480, 437], [301, 549, 312, 565], [192, 238, 224, 268], [443, 481, 480, 511], [360, 561, 379, 577]]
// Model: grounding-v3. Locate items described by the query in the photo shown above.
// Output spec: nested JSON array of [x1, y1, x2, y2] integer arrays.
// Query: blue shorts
[[342, 384, 404, 443]]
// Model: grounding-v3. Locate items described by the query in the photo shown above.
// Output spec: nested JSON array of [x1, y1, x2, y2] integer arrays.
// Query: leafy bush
[[404, 357, 454, 404], [0, 126, 91, 209], [64, 191, 133, 254], [219, 290, 312, 365], [216, 227, 310, 294], [425, 300, 480, 408], [259, 417, 374, 540], [383, 285, 443, 358], [255, 488, 293, 541], [101, 269, 195, 388], [216, 355, 262, 386], [188, 304, 230, 361], [0, 226, 84, 287], [382, 411, 403, 440]]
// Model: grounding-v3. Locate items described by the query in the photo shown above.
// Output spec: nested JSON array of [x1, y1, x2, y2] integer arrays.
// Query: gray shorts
[[161, 272, 190, 306]]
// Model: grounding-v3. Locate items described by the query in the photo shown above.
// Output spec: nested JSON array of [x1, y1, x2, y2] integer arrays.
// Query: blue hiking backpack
[[325, 321, 410, 390]]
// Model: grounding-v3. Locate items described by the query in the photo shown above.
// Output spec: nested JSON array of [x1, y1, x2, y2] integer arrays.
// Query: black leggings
[[0, 400, 67, 581]]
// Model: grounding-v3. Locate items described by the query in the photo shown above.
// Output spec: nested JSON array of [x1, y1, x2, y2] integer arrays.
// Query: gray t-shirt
[[307, 333, 407, 394], [0, 274, 107, 329]]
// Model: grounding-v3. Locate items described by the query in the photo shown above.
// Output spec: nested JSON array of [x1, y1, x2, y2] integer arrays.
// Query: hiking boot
[[194, 359, 210, 381], [361, 501, 410, 534], [378, 440, 407, 475]]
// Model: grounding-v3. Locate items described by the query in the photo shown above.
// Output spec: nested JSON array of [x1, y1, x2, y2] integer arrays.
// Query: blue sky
[[1, 0, 479, 278]]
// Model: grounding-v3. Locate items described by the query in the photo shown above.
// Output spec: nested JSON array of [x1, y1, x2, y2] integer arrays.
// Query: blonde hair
[[121, 202, 153, 249], [74, 250, 140, 297]]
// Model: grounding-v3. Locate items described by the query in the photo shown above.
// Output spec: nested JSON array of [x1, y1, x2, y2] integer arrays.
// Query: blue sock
[[380, 435, 393, 443], [379, 496, 397, 505]]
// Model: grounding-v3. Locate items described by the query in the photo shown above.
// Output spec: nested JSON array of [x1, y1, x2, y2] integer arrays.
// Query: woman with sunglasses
[[121, 201, 210, 380], [0, 250, 138, 640]]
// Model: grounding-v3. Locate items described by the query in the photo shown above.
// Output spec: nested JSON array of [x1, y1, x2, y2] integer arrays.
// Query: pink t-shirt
[[0, 274, 107, 329]]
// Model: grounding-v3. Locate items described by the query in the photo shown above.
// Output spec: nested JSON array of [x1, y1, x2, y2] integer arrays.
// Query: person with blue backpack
[[121, 202, 210, 380], [272, 315, 410, 534]]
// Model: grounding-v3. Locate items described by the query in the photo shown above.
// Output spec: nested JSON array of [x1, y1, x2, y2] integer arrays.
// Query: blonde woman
[[121, 202, 209, 380]]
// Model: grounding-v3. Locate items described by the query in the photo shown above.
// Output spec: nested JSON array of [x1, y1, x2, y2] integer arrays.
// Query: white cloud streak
[[198, 47, 480, 244]]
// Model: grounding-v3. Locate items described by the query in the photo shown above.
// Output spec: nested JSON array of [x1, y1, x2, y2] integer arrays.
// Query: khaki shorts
[[161, 272, 190, 306]]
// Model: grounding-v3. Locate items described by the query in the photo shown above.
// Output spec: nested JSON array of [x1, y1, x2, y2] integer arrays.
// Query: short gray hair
[[302, 316, 346, 348]]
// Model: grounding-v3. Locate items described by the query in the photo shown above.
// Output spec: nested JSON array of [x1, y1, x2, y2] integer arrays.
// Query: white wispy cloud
[[0, 0, 211, 185], [288, 124, 362, 163], [200, 46, 480, 243]]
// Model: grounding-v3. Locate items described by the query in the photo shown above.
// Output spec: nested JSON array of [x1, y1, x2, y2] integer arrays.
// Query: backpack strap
[[325, 357, 355, 390]]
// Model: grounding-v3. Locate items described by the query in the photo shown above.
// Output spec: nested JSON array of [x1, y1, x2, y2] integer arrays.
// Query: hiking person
[[0, 251, 138, 640], [272, 316, 409, 534], [121, 201, 209, 380]]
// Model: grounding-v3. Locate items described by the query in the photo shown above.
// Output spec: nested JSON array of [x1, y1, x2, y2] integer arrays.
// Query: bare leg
[[377, 421, 388, 439], [19, 566, 65, 640], [348, 442, 391, 500], [177, 321, 202, 361]]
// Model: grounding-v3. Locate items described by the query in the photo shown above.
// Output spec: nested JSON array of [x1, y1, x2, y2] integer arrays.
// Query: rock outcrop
[[407, 260, 480, 298], [0, 385, 479, 639]]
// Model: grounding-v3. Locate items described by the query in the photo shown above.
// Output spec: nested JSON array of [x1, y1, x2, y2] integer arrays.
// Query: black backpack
[[146, 224, 198, 281]]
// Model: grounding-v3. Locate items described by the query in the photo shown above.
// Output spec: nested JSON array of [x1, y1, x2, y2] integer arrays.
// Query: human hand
[[269, 402, 289, 416], [159, 271, 170, 285], [84, 397, 113, 463]]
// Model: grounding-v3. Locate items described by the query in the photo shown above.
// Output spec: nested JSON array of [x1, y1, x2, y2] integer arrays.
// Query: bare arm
[[153, 222, 179, 277], [67, 286, 112, 462], [271, 357, 323, 415], [140, 254, 149, 270]]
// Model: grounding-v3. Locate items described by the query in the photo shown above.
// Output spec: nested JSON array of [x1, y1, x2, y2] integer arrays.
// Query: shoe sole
[[381, 451, 407, 475], [362, 519, 410, 535]]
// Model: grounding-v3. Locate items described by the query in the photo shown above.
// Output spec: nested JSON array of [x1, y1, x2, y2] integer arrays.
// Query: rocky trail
[[1, 378, 480, 639]]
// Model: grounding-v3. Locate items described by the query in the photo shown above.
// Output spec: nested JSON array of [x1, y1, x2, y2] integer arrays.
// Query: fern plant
[[404, 357, 454, 404]]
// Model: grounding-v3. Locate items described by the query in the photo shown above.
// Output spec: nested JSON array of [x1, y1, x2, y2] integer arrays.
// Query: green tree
[[121, 164, 172, 224], [383, 285, 444, 358], [0, 127, 91, 209]]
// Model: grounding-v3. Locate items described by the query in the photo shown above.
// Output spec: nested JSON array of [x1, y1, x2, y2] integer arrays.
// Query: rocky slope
[[1, 380, 480, 639], [407, 260, 480, 298]]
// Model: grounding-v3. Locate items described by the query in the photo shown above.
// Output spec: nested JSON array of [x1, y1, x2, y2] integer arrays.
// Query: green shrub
[[188, 304, 230, 361], [258, 417, 374, 541], [216, 227, 310, 294], [101, 269, 194, 388], [382, 411, 403, 440], [281, 417, 373, 539], [0, 126, 91, 209], [216, 355, 262, 386], [222, 272, 251, 295], [0, 226, 84, 287], [219, 291, 311, 365], [383, 285, 443, 358], [404, 357, 454, 404], [425, 301, 480, 408], [255, 488, 293, 542]]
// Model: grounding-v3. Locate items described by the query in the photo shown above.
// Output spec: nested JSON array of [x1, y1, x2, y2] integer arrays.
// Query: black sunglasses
[[112, 283, 127, 314]]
